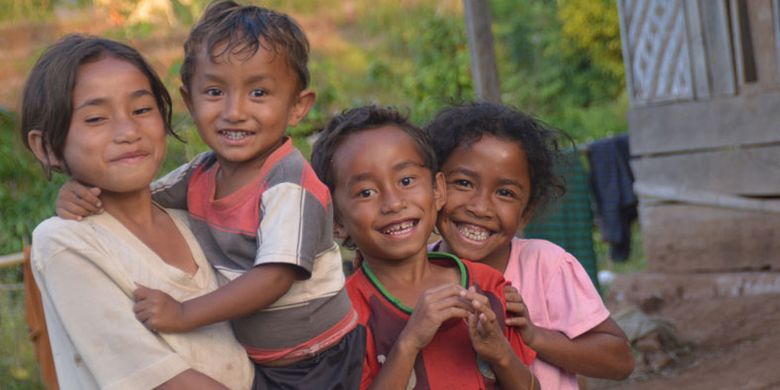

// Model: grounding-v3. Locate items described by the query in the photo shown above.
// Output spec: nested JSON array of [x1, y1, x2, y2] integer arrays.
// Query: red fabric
[[346, 256, 535, 389]]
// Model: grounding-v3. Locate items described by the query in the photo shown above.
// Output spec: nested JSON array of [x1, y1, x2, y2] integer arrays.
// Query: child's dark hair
[[20, 34, 174, 179], [181, 0, 310, 91], [426, 102, 566, 217], [311, 105, 437, 193]]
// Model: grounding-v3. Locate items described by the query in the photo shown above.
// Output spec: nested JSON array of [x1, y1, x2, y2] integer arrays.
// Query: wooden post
[[463, 0, 501, 103]]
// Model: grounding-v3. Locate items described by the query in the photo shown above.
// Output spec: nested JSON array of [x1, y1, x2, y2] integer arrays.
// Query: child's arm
[[504, 285, 635, 379], [369, 284, 472, 390], [464, 287, 538, 390], [134, 264, 297, 332]]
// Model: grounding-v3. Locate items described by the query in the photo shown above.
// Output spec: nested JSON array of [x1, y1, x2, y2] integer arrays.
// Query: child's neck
[[214, 137, 286, 199], [439, 239, 511, 274], [363, 248, 461, 309], [101, 189, 156, 227]]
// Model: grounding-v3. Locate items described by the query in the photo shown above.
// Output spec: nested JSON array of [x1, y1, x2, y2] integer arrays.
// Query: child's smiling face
[[436, 135, 531, 269], [331, 125, 445, 264], [60, 56, 167, 193], [182, 41, 313, 172]]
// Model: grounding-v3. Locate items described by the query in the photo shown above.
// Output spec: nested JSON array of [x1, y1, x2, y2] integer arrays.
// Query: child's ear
[[287, 89, 316, 127], [27, 130, 62, 181], [433, 172, 447, 211], [333, 218, 348, 240], [179, 85, 194, 114]]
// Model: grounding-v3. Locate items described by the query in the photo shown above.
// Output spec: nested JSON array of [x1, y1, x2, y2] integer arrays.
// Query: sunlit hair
[[426, 101, 566, 217], [181, 0, 310, 91], [20, 34, 174, 179], [311, 105, 437, 252]]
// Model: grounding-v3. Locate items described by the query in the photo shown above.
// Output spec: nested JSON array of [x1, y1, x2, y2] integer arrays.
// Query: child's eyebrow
[[201, 73, 272, 85], [345, 172, 374, 187], [497, 178, 526, 189], [392, 160, 425, 172], [446, 166, 479, 179], [74, 89, 152, 111]]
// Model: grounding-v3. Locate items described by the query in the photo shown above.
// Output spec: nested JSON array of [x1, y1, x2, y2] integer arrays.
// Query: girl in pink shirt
[[427, 102, 634, 390]]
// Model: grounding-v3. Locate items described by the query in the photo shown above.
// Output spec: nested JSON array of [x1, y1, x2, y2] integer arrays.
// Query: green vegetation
[[0, 0, 637, 387]]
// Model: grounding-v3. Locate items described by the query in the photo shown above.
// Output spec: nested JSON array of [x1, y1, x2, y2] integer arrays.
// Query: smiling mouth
[[219, 130, 253, 140], [112, 151, 150, 163], [456, 223, 492, 242], [381, 220, 418, 236]]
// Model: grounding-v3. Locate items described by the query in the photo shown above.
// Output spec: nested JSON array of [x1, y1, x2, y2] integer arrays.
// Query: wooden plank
[[684, 0, 710, 99], [639, 203, 780, 272], [729, 0, 749, 86], [628, 91, 780, 155], [699, 0, 736, 96], [617, 0, 637, 103], [463, 0, 501, 103], [0, 252, 24, 268], [631, 144, 780, 196], [748, 0, 779, 89], [775, 0, 780, 83]]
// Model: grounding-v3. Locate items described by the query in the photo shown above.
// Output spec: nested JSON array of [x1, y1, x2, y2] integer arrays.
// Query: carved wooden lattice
[[619, 0, 694, 104]]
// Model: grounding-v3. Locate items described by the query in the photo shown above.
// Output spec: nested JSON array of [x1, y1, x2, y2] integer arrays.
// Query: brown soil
[[589, 279, 780, 390]]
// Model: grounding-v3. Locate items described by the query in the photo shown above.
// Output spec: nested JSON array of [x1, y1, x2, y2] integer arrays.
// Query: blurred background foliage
[[0, 0, 629, 387]]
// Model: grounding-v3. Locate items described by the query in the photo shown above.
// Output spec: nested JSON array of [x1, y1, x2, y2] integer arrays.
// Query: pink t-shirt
[[503, 238, 609, 390]]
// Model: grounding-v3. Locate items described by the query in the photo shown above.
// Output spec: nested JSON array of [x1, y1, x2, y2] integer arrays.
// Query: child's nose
[[465, 190, 492, 217], [113, 116, 142, 143], [222, 94, 247, 122], [380, 190, 406, 214]]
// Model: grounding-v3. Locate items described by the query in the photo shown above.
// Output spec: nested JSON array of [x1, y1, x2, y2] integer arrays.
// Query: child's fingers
[[57, 200, 96, 220], [505, 301, 526, 317], [461, 286, 490, 308], [505, 316, 529, 328], [503, 285, 523, 304], [132, 284, 152, 301]]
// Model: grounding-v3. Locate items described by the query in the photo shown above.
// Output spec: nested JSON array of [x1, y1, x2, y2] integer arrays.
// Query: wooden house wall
[[618, 0, 780, 272]]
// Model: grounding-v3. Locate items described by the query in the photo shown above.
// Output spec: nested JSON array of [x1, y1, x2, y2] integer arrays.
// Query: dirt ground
[[588, 276, 780, 390]]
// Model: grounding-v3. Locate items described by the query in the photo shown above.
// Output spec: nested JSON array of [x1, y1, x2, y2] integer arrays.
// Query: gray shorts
[[253, 325, 366, 390]]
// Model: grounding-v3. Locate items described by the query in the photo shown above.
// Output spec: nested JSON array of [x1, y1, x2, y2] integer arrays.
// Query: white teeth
[[383, 221, 415, 235], [457, 224, 490, 241], [220, 130, 251, 140]]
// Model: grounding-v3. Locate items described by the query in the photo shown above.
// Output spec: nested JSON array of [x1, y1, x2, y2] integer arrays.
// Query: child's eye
[[205, 88, 222, 97], [357, 189, 376, 198], [497, 188, 517, 198], [399, 177, 414, 187], [85, 116, 106, 124], [250, 89, 267, 98], [133, 107, 153, 115], [453, 179, 472, 188]]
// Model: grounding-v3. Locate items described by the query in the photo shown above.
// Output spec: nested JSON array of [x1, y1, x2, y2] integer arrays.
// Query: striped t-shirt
[[151, 138, 356, 363]]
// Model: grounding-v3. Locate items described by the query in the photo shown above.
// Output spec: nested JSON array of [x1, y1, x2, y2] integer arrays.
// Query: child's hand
[[503, 285, 537, 347], [463, 286, 511, 364], [133, 284, 191, 333], [399, 283, 472, 352], [57, 179, 103, 220]]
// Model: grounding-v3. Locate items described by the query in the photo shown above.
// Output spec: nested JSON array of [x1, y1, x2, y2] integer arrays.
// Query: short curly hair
[[426, 102, 566, 217], [180, 0, 310, 91], [311, 105, 436, 192]]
